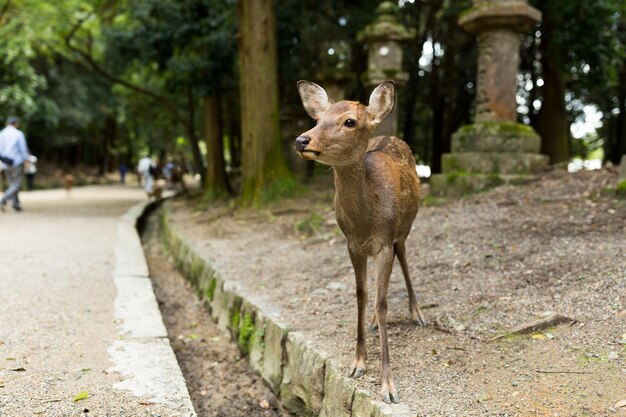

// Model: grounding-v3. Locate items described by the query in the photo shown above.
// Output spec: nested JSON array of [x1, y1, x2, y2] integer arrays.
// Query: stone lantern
[[316, 41, 352, 102], [430, 0, 549, 197], [358, 1, 414, 136]]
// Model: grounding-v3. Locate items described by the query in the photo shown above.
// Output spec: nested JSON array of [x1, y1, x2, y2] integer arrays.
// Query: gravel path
[[167, 168, 626, 416], [0, 186, 187, 417]]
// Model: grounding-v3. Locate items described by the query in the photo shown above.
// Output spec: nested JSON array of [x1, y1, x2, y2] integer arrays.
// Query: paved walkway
[[0, 186, 194, 417]]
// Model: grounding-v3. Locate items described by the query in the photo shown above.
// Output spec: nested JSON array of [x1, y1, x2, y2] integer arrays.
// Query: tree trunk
[[537, 14, 569, 164], [186, 86, 205, 186], [430, 51, 446, 173], [225, 93, 241, 169], [612, 69, 626, 164], [203, 94, 231, 197], [238, 0, 292, 206]]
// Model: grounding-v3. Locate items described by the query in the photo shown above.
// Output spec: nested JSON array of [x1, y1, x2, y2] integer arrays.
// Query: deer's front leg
[[348, 248, 367, 379], [373, 244, 398, 404]]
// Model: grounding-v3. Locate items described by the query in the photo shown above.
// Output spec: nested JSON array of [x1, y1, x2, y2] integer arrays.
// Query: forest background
[[1, 0, 625, 205]]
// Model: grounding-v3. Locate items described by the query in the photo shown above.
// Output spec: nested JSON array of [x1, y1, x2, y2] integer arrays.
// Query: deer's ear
[[297, 80, 333, 119], [366, 81, 396, 130]]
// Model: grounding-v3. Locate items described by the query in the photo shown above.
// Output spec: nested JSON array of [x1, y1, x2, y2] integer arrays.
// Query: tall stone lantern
[[358, 1, 414, 136], [430, 0, 549, 197]]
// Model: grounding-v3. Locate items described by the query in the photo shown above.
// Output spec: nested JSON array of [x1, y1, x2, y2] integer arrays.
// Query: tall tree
[[238, 0, 293, 206], [532, 0, 617, 164]]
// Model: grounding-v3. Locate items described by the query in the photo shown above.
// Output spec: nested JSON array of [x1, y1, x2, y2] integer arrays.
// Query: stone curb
[[159, 202, 414, 417], [109, 199, 196, 417]]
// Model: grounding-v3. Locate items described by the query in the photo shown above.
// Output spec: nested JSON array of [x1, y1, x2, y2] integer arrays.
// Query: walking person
[[0, 117, 30, 212], [24, 155, 37, 191], [136, 154, 155, 195]]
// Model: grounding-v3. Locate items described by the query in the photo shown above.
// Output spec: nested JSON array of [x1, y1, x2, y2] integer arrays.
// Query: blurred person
[[119, 163, 128, 184], [137, 154, 155, 194], [24, 154, 37, 191], [0, 117, 30, 212]]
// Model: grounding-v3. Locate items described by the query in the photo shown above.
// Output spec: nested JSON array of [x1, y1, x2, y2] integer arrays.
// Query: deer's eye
[[344, 119, 356, 128]]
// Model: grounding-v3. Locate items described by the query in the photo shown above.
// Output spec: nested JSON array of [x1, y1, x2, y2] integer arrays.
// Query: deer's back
[[365, 135, 420, 240]]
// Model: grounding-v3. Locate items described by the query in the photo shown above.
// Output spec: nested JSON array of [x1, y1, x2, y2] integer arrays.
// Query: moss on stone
[[382, 68, 400, 79], [238, 310, 255, 355], [231, 307, 240, 333], [206, 277, 217, 301], [457, 121, 537, 138]]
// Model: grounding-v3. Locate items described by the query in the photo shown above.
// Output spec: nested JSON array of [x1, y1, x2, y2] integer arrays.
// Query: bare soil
[[141, 215, 293, 417], [166, 168, 626, 417]]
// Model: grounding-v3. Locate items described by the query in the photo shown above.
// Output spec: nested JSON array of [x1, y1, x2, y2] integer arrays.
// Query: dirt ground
[[141, 217, 293, 417], [166, 168, 626, 417]]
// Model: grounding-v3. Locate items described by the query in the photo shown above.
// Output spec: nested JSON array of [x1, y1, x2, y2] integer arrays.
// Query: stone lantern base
[[430, 122, 548, 197]]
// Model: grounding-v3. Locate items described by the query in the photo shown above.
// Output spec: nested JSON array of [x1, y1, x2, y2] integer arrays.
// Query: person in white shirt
[[0, 117, 30, 212], [24, 155, 37, 191], [137, 154, 155, 194]]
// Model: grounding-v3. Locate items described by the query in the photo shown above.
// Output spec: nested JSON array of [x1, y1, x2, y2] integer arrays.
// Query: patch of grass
[[616, 180, 626, 197], [421, 195, 448, 206], [295, 212, 325, 236]]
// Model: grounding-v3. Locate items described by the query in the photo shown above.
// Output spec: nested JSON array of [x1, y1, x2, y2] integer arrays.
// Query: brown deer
[[295, 80, 425, 404]]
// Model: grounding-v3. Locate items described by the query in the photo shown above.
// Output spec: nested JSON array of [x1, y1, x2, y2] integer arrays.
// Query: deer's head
[[295, 80, 396, 167]]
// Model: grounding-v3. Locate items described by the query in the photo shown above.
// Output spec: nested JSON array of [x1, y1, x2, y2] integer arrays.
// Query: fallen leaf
[[188, 334, 199, 340], [5, 358, 15, 361], [73, 390, 88, 402], [531, 332, 546, 340], [615, 399, 626, 409], [259, 399, 270, 409], [11, 368, 26, 372]]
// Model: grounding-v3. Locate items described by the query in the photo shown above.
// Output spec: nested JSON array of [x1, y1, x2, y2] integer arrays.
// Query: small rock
[[617, 310, 626, 319], [511, 380, 519, 387], [325, 281, 347, 291], [259, 399, 270, 409], [608, 351, 620, 360]]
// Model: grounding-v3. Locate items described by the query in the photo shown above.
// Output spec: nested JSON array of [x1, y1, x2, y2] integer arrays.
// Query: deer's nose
[[295, 136, 310, 151]]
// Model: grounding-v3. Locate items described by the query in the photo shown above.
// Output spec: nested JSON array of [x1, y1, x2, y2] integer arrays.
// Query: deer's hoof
[[349, 367, 365, 379], [413, 317, 426, 326], [368, 322, 378, 332], [382, 391, 399, 404], [411, 306, 427, 326]]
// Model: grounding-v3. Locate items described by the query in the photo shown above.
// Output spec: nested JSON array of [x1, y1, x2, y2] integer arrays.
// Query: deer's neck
[[333, 161, 371, 221]]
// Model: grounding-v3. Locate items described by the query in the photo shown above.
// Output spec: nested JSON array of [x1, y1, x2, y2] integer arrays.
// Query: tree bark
[[430, 48, 446, 174], [537, 14, 569, 164], [613, 69, 626, 164], [203, 94, 231, 196], [238, 0, 292, 206], [186, 86, 205, 186]]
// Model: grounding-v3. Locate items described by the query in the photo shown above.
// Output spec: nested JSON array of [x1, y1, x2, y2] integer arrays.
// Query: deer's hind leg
[[373, 244, 399, 403], [368, 240, 425, 332], [395, 240, 426, 326]]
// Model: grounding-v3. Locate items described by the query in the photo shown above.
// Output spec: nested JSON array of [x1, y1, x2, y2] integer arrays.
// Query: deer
[[295, 80, 426, 404]]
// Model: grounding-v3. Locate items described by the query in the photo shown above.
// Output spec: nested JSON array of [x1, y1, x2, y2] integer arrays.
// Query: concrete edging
[[109, 199, 196, 417], [159, 201, 414, 417]]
